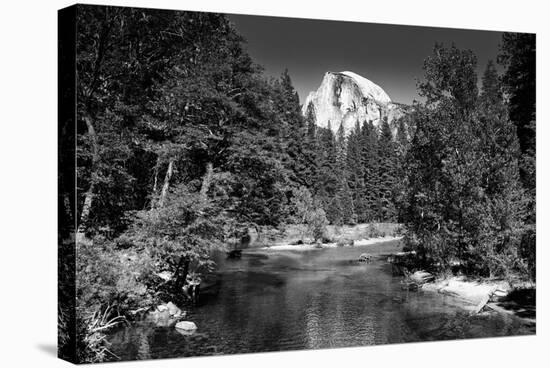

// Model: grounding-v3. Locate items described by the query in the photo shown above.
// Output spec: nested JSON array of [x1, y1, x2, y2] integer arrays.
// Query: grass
[[78, 304, 128, 363]]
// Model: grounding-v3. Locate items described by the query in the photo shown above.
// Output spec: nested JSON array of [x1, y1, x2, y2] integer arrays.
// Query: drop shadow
[[36, 343, 57, 357]]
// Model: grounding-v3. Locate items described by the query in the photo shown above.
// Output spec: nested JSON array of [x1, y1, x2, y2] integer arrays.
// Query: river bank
[[253, 235, 403, 251], [248, 234, 536, 326], [107, 237, 534, 360], [238, 222, 403, 249], [421, 276, 536, 323]]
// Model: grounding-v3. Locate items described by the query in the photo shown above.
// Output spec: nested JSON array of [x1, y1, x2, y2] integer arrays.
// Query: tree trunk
[[152, 170, 158, 195], [77, 115, 99, 240], [199, 162, 213, 202], [158, 159, 174, 207], [150, 159, 159, 209], [174, 257, 190, 293]]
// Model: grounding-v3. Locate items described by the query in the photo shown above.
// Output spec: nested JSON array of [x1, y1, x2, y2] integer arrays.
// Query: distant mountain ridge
[[302, 71, 409, 137]]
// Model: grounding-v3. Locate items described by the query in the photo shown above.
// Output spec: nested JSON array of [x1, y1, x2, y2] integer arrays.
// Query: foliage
[[76, 238, 155, 314], [76, 305, 127, 363], [290, 186, 328, 241], [70, 7, 536, 361], [310, 208, 330, 241], [498, 33, 536, 183], [498, 33, 536, 278], [121, 168, 231, 291], [401, 44, 530, 278], [75, 237, 153, 363]]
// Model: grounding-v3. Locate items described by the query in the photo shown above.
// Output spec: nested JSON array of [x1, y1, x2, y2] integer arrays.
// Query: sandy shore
[[252, 235, 403, 252], [422, 276, 510, 306]]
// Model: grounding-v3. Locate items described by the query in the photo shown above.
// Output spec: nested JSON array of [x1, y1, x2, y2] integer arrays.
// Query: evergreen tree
[[498, 33, 536, 193], [394, 117, 411, 221], [403, 44, 528, 277], [302, 102, 320, 192], [360, 120, 381, 221], [315, 122, 342, 223], [480, 60, 501, 107], [346, 122, 367, 222], [376, 117, 398, 220], [498, 33, 536, 277], [395, 117, 409, 152], [331, 122, 355, 224], [305, 102, 317, 140], [472, 61, 527, 276], [273, 70, 310, 188]]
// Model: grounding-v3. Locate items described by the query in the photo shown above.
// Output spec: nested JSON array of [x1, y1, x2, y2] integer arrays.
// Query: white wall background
[[0, 0, 547, 367]]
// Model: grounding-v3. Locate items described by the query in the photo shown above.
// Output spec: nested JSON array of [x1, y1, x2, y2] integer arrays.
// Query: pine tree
[[394, 116, 410, 221], [480, 60, 501, 107], [498, 33, 536, 278], [376, 117, 398, 220], [498, 33, 536, 194], [272, 70, 309, 188], [332, 121, 356, 224], [335, 122, 347, 172], [315, 122, 341, 223], [360, 120, 380, 222], [302, 102, 320, 192], [346, 121, 366, 222], [474, 60, 528, 277], [403, 44, 528, 277], [305, 102, 317, 140]]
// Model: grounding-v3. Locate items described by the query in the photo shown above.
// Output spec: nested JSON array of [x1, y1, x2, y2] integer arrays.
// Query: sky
[[227, 14, 504, 105]]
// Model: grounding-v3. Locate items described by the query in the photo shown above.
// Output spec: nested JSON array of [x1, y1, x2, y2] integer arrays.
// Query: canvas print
[[58, 4, 536, 364]]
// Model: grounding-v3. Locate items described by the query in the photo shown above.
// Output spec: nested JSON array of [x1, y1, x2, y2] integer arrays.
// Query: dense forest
[[58, 6, 535, 363]]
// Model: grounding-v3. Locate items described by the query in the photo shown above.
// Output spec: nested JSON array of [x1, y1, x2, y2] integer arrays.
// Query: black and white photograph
[[55, 3, 539, 364]]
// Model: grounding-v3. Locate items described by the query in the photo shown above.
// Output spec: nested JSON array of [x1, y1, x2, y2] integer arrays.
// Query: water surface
[[108, 240, 534, 360]]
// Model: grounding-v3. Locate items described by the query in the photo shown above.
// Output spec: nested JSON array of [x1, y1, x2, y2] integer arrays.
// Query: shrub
[[366, 224, 383, 238], [77, 237, 155, 314], [291, 187, 329, 242], [76, 305, 127, 363], [310, 208, 329, 242]]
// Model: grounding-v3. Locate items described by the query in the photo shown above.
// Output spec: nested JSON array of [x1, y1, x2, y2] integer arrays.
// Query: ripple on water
[[107, 242, 535, 361]]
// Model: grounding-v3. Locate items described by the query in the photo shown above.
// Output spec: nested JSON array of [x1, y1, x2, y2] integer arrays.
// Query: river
[[107, 239, 534, 361]]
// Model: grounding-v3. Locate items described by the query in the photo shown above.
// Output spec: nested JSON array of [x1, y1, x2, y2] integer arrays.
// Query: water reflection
[[108, 240, 534, 361]]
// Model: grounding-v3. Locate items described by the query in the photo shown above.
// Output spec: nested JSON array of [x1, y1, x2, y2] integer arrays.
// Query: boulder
[[146, 302, 186, 327], [156, 271, 172, 282], [409, 271, 435, 284], [401, 281, 419, 291], [175, 321, 197, 334], [146, 309, 176, 327], [359, 253, 373, 262], [166, 302, 183, 317], [227, 249, 243, 259]]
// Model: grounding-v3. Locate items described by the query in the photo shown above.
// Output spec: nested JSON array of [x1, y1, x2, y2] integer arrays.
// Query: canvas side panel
[[58, 4, 77, 364]]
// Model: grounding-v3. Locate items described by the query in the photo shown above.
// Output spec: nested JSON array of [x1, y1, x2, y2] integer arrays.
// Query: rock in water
[[166, 302, 183, 317], [302, 71, 408, 137], [147, 309, 176, 327], [175, 321, 197, 334], [409, 271, 435, 284], [359, 253, 373, 262]]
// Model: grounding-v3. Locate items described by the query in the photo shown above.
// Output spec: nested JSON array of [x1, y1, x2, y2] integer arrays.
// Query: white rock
[[175, 321, 197, 331], [410, 271, 434, 284], [156, 271, 172, 281], [166, 301, 182, 316]]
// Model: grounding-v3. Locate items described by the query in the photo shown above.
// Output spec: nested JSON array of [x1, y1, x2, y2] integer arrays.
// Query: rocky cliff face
[[302, 71, 408, 136]]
